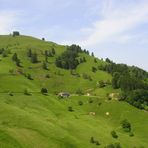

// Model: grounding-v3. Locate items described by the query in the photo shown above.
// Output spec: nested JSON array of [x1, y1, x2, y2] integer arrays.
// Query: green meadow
[[0, 35, 147, 148]]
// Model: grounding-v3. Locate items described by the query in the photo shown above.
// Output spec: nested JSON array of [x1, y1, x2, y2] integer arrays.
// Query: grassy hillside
[[0, 35, 148, 148]]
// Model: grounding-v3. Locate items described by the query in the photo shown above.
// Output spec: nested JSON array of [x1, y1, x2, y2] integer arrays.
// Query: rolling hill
[[0, 34, 148, 148]]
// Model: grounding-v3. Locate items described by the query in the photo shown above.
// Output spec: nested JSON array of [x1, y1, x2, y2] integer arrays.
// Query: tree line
[[99, 59, 148, 110]]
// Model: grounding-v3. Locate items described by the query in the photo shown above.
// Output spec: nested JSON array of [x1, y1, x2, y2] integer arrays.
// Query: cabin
[[58, 92, 70, 98], [13, 31, 20, 36]]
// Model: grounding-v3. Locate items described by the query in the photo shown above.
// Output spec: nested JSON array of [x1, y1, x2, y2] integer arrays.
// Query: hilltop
[[0, 34, 148, 148]]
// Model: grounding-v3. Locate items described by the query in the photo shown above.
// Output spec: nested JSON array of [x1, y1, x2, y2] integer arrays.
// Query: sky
[[0, 0, 148, 71]]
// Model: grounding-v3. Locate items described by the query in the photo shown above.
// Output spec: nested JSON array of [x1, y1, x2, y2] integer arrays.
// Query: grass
[[0, 35, 147, 148]]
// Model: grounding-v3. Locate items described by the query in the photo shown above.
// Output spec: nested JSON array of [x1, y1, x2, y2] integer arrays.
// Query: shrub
[[111, 130, 118, 139], [51, 48, 56, 55], [98, 80, 106, 88], [45, 74, 50, 78], [105, 143, 121, 148], [42, 61, 48, 70], [121, 119, 131, 132], [82, 73, 92, 81], [2, 51, 8, 57], [90, 137, 95, 143], [98, 102, 102, 106], [8, 91, 13, 96], [92, 66, 97, 72], [89, 98, 93, 103], [68, 106, 73, 112], [15, 58, 21, 67], [78, 101, 83, 106], [27, 49, 32, 57], [9, 69, 14, 75], [31, 53, 38, 63], [76, 89, 83, 95], [0, 48, 4, 54], [12, 53, 18, 61], [95, 140, 100, 145], [94, 58, 97, 63], [129, 132, 134, 137], [24, 89, 31, 95], [25, 74, 33, 80], [114, 143, 121, 148], [41, 88, 48, 94]]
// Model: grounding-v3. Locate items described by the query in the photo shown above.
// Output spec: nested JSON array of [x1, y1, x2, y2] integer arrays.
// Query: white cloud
[[79, 0, 148, 48], [0, 10, 19, 34]]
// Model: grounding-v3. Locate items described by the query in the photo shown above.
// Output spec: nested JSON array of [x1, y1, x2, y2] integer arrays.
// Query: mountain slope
[[0, 35, 148, 148]]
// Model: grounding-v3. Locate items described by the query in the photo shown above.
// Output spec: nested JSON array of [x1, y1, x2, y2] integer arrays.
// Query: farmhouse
[[58, 92, 70, 98]]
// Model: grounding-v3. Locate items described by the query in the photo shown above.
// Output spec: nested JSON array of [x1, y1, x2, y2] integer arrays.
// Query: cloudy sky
[[0, 0, 148, 70]]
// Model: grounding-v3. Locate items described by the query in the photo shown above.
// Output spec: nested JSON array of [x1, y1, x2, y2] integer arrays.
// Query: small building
[[58, 92, 70, 98], [13, 31, 20, 36]]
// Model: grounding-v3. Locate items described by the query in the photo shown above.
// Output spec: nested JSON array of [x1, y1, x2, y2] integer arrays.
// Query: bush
[[105, 143, 121, 148], [111, 130, 118, 139], [92, 66, 97, 72], [78, 101, 83, 106], [90, 137, 95, 143], [89, 98, 93, 103], [95, 140, 100, 145], [2, 51, 8, 57], [82, 73, 92, 81], [8, 91, 13, 96], [25, 74, 33, 80], [76, 89, 83, 95], [129, 132, 134, 137], [0, 48, 4, 54], [94, 58, 97, 63], [9, 69, 14, 75], [42, 61, 48, 70], [98, 80, 106, 88], [68, 106, 73, 112], [98, 102, 102, 106], [31, 53, 38, 63], [121, 119, 131, 132], [24, 89, 31, 95], [45, 74, 50, 78], [41, 88, 48, 94]]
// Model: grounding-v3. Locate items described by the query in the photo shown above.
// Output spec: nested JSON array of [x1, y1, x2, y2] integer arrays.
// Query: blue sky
[[0, 0, 148, 71]]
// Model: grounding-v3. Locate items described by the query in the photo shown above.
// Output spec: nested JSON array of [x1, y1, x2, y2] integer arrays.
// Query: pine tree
[[91, 52, 94, 57], [112, 72, 120, 89], [27, 49, 32, 57], [42, 61, 48, 70], [51, 48, 55, 55], [12, 53, 18, 61], [44, 50, 48, 62], [31, 53, 38, 63], [83, 57, 86, 62], [15, 58, 21, 67]]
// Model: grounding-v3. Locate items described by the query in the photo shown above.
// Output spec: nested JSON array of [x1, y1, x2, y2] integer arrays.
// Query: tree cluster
[[55, 45, 82, 69], [99, 59, 148, 110]]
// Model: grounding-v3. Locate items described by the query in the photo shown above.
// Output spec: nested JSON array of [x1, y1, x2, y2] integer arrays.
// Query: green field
[[0, 35, 148, 148]]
